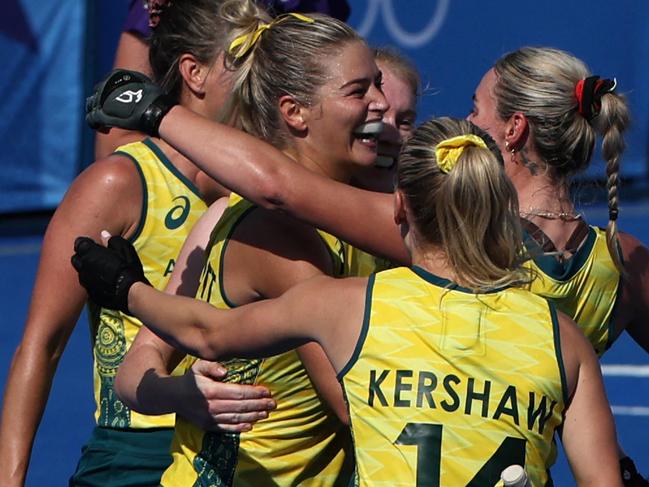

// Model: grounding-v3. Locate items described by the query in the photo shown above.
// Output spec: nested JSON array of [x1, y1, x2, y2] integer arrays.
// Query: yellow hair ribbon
[[434, 134, 488, 173], [229, 13, 315, 59]]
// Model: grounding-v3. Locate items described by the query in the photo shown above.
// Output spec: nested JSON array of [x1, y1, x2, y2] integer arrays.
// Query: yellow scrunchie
[[229, 13, 315, 59], [434, 134, 488, 173]]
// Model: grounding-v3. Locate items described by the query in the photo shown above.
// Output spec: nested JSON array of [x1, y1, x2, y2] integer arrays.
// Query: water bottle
[[500, 464, 530, 487]]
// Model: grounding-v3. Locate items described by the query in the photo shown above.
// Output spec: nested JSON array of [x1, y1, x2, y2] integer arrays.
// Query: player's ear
[[504, 111, 529, 152], [279, 95, 307, 132], [178, 53, 209, 97], [394, 189, 407, 226]]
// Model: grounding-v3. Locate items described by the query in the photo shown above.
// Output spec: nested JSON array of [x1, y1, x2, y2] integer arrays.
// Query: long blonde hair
[[398, 117, 530, 291], [493, 47, 630, 272]]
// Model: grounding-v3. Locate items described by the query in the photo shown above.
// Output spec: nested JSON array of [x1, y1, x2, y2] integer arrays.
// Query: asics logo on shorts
[[116, 89, 143, 104]]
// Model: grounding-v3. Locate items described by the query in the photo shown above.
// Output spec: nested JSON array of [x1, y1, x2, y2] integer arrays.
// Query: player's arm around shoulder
[[617, 231, 649, 354], [159, 106, 408, 264], [127, 206, 369, 364], [557, 311, 622, 487], [156, 272, 368, 369], [0, 154, 143, 486]]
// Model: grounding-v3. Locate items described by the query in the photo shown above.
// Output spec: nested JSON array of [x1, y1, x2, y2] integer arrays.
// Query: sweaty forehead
[[319, 41, 378, 87]]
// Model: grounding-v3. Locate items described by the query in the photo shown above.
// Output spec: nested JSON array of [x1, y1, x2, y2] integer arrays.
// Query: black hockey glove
[[621, 456, 649, 487], [85, 69, 176, 137], [71, 235, 150, 314]]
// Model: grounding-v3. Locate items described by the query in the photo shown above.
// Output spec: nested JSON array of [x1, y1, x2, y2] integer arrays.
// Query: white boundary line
[[611, 406, 649, 417], [602, 364, 649, 377], [602, 365, 649, 416]]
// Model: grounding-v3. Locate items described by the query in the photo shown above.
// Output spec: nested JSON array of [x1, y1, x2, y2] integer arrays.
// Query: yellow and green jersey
[[88, 139, 207, 429], [524, 225, 622, 356], [345, 245, 393, 278], [162, 193, 354, 487], [340, 266, 567, 487]]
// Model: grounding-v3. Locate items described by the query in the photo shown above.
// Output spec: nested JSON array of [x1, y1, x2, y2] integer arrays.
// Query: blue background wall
[[0, 0, 128, 213], [0, 1, 86, 213], [1, 0, 648, 210]]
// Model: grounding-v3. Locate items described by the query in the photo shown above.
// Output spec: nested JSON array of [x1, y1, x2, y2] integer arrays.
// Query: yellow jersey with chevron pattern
[[524, 225, 622, 356], [88, 139, 206, 429], [339, 266, 567, 487], [162, 193, 353, 487]]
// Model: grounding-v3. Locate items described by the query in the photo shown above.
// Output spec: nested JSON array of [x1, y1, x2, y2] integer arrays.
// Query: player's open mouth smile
[[353, 121, 384, 148]]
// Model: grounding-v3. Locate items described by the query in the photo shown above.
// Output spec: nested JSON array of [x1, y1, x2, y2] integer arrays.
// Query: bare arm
[[618, 232, 649, 354], [297, 344, 350, 425], [127, 275, 366, 371], [114, 327, 187, 415], [115, 198, 276, 432], [115, 326, 275, 432], [0, 157, 141, 487], [165, 197, 229, 297], [558, 312, 622, 487], [158, 106, 409, 264]]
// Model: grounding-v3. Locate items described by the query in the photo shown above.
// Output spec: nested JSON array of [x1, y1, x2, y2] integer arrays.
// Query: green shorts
[[69, 426, 174, 487]]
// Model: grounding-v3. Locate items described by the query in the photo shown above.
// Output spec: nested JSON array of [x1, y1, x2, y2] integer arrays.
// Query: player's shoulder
[[618, 230, 648, 257], [63, 153, 143, 208], [617, 230, 649, 298], [80, 153, 141, 187], [617, 231, 649, 276]]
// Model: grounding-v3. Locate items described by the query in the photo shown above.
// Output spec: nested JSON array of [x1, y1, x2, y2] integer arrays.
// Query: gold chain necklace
[[520, 208, 583, 221]]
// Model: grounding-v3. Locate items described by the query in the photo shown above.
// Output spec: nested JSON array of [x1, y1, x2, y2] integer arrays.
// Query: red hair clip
[[575, 75, 617, 121]]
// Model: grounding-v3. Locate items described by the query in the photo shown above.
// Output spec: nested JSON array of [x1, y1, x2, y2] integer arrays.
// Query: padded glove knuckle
[[85, 68, 176, 136]]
